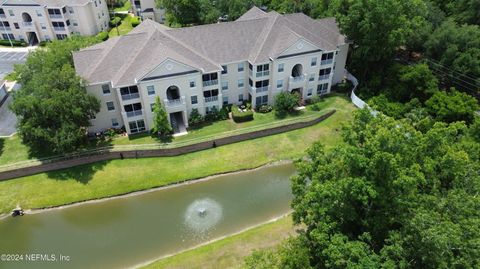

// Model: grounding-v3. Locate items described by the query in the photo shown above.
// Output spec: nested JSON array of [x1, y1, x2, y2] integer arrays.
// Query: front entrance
[[291, 87, 303, 105], [26, 32, 38, 46], [169, 111, 187, 134]]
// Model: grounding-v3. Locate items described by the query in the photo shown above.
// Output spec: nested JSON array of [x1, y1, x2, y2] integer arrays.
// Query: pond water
[[0, 163, 295, 269]]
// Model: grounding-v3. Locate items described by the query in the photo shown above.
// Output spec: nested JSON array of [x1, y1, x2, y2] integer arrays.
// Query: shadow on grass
[[274, 109, 304, 119], [126, 132, 173, 143], [0, 138, 4, 159], [187, 121, 214, 131], [46, 160, 110, 184]]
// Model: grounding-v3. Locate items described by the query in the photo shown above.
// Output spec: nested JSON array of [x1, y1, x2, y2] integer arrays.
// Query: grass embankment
[[113, 0, 131, 12], [0, 96, 355, 214], [142, 216, 295, 269], [108, 15, 134, 37]]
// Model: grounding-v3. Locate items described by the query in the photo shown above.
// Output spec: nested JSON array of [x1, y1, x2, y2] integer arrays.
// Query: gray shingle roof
[[74, 7, 347, 87]]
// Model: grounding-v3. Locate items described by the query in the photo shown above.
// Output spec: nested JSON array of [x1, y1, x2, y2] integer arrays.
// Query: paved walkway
[[0, 94, 17, 137]]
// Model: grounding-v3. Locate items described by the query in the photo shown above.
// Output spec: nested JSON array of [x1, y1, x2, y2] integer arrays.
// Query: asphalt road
[[0, 94, 16, 136], [0, 51, 28, 81]]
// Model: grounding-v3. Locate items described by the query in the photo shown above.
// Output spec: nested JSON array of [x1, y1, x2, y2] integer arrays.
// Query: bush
[[0, 39, 27, 47], [257, 104, 273, 113], [232, 105, 254, 122], [109, 16, 122, 27], [38, 41, 51, 47], [131, 17, 141, 27], [95, 31, 109, 41], [274, 91, 300, 115], [218, 106, 229, 120], [205, 106, 220, 122], [188, 108, 204, 126]]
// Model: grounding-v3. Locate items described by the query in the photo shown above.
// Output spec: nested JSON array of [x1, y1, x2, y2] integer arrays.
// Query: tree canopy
[[10, 36, 101, 154]]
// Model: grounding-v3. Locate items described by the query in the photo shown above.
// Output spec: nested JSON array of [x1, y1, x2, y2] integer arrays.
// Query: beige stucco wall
[[87, 82, 124, 133]]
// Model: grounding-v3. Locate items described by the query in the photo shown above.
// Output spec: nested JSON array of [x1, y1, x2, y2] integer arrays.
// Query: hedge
[[109, 16, 122, 27], [0, 39, 27, 47], [96, 31, 109, 41], [231, 105, 254, 123], [131, 17, 141, 27]]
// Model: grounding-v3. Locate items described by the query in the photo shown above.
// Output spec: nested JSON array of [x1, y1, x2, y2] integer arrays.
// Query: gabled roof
[[74, 7, 347, 87]]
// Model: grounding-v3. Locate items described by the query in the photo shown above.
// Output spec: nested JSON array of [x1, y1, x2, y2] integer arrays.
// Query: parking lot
[[0, 51, 29, 81]]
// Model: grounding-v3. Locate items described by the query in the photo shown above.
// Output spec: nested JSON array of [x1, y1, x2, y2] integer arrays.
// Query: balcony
[[321, 59, 333, 65], [202, 79, 218, 87], [22, 22, 33, 27], [121, 92, 140, 101], [125, 109, 143, 118], [204, 95, 219, 103], [164, 96, 186, 109], [290, 75, 305, 82], [0, 14, 6, 18], [318, 74, 331, 81], [53, 26, 66, 31], [49, 14, 62, 19], [250, 85, 269, 95], [256, 70, 270, 78], [1, 26, 11, 31]]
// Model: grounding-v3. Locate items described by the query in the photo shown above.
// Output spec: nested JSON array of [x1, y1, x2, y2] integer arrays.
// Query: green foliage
[[0, 39, 27, 47], [257, 104, 273, 113], [109, 16, 122, 27], [157, 0, 201, 26], [188, 108, 204, 126], [274, 91, 300, 116], [95, 31, 109, 41], [396, 63, 439, 102], [10, 36, 101, 153], [470, 117, 480, 142], [231, 105, 254, 122], [425, 89, 479, 124], [263, 109, 480, 268], [130, 16, 141, 27], [152, 96, 172, 136]]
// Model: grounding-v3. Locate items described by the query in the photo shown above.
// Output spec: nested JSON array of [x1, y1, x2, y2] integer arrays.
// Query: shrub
[[218, 106, 229, 120], [95, 31, 109, 41], [131, 17, 141, 27], [109, 16, 122, 27], [274, 91, 300, 115], [0, 39, 27, 47], [188, 108, 204, 126], [38, 41, 50, 47], [232, 105, 254, 122], [257, 104, 273, 113], [205, 106, 220, 122]]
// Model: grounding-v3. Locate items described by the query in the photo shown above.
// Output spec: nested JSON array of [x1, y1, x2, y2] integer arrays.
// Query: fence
[[0, 110, 336, 181]]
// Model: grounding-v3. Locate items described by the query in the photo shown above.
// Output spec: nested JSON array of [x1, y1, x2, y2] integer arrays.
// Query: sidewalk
[[0, 46, 38, 53]]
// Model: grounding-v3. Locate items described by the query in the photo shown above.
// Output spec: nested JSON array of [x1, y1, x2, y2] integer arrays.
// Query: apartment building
[[73, 7, 349, 135], [130, 0, 164, 23], [0, 0, 109, 45]]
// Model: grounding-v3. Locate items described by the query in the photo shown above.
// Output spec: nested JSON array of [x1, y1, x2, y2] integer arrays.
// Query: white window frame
[[147, 85, 155, 95], [106, 101, 115, 111]]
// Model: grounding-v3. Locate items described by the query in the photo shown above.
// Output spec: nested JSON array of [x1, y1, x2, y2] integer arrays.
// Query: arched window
[[22, 12, 33, 22], [291, 64, 303, 78], [166, 86, 180, 100]]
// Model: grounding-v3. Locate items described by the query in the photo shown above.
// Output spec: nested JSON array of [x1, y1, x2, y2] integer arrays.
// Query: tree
[[156, 0, 201, 26], [396, 63, 439, 102], [245, 109, 480, 268], [10, 36, 100, 154], [151, 96, 172, 136], [425, 89, 479, 124], [273, 91, 300, 116]]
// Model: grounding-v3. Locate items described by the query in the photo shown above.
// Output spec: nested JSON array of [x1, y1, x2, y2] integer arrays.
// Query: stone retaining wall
[[0, 110, 336, 181]]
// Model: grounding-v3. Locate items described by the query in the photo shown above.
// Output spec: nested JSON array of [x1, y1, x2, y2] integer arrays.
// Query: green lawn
[[108, 15, 134, 37], [142, 216, 295, 269], [113, 0, 131, 12], [0, 95, 355, 214]]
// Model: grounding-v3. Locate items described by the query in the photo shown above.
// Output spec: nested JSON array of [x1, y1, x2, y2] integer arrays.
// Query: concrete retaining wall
[[0, 110, 336, 181]]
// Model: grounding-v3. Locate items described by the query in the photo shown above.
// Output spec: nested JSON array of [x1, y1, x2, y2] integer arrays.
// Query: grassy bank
[[0, 96, 355, 214], [142, 216, 295, 269], [108, 15, 134, 37]]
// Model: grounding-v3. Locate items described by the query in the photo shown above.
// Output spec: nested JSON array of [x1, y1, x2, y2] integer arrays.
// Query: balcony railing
[[250, 85, 269, 94], [0, 14, 6, 18], [321, 59, 333, 65], [53, 26, 66, 31], [318, 74, 330, 81], [164, 96, 186, 107], [290, 75, 305, 82], [22, 22, 33, 27], [256, 70, 270, 77], [202, 79, 218, 87], [126, 110, 143, 118], [49, 14, 62, 19], [121, 92, 140, 101], [204, 96, 219, 103]]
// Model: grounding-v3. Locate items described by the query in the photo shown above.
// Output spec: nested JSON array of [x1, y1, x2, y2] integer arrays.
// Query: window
[[120, 85, 139, 100], [106, 101, 115, 111], [191, 95, 198, 105], [0, 21, 10, 29], [72, 20, 78, 26], [202, 73, 218, 86], [36, 10, 42, 17], [309, 74, 315, 82], [0, 9, 4, 17], [147, 85, 155, 95], [248, 63, 253, 71], [317, 83, 329, 95], [102, 84, 110, 94], [276, 79, 283, 89], [249, 78, 253, 87], [189, 80, 195, 88], [13, 23, 18, 29], [311, 57, 317, 66], [256, 64, 269, 77], [111, 118, 119, 127], [129, 120, 145, 133], [48, 9, 61, 17], [68, 7, 74, 14], [94, 1, 97, 7], [307, 88, 313, 96], [318, 68, 331, 80], [238, 63, 244, 72], [52, 21, 65, 29], [321, 52, 334, 65], [238, 79, 244, 88], [278, 63, 284, 72], [62, 7, 67, 14], [222, 81, 228, 91], [8, 10, 13, 16], [66, 20, 70, 26], [124, 103, 142, 117], [223, 96, 228, 105], [256, 95, 268, 106], [40, 23, 46, 29], [56, 34, 67, 40], [150, 103, 155, 112], [238, 94, 244, 102], [221, 65, 228, 75], [2, 33, 14, 40]]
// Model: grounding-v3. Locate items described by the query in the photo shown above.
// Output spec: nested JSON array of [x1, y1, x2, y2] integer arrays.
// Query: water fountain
[[184, 198, 223, 233]]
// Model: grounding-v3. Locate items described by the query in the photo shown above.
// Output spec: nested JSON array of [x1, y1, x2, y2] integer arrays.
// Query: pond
[[0, 163, 296, 269]]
